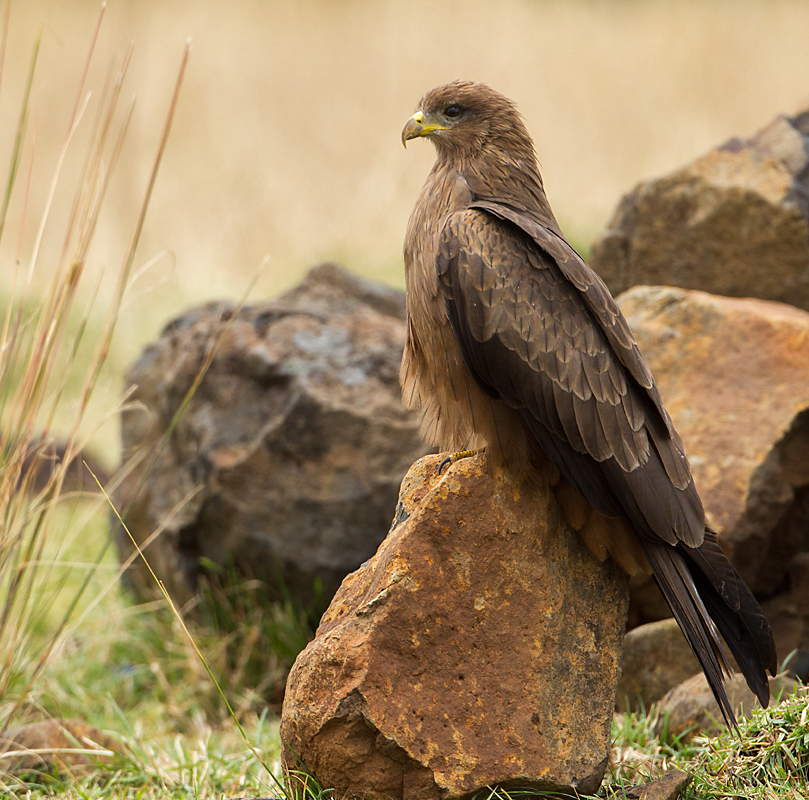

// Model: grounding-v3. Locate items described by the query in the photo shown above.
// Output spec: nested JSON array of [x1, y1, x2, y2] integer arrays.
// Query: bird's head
[[402, 80, 534, 162]]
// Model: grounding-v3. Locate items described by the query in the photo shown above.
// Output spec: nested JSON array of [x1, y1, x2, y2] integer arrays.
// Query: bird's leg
[[438, 448, 484, 474]]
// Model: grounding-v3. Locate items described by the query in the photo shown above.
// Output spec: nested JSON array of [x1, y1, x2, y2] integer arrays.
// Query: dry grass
[[4, 2, 809, 373]]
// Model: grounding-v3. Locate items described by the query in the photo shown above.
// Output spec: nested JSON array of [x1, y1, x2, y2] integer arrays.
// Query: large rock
[[616, 286, 809, 630], [114, 264, 430, 607], [281, 454, 629, 799], [591, 107, 809, 311]]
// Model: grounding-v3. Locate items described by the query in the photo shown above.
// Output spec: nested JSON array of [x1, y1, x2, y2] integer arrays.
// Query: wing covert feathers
[[437, 208, 702, 546], [432, 204, 776, 725]]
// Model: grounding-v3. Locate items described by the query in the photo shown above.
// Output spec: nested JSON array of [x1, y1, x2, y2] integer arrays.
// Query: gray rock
[[591, 107, 809, 312], [114, 263, 430, 608], [655, 673, 798, 741], [616, 619, 701, 712]]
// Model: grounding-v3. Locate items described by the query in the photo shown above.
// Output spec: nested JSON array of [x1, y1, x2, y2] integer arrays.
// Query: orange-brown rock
[[616, 287, 809, 625], [0, 719, 119, 777], [591, 107, 809, 312], [281, 454, 629, 799]]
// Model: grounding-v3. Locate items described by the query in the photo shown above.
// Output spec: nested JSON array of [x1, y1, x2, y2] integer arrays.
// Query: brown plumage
[[401, 80, 776, 728]]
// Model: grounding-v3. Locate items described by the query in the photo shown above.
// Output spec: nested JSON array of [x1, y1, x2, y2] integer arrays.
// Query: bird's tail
[[640, 528, 777, 730]]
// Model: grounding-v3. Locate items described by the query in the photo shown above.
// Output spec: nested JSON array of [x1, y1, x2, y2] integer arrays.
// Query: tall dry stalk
[[0, 4, 189, 732]]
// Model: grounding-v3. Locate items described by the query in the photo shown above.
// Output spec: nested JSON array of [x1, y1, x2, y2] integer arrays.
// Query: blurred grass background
[[3, 0, 809, 467], [1, 1, 809, 794]]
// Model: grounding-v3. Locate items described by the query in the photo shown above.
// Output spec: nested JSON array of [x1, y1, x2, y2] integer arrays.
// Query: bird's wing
[[436, 206, 705, 549], [470, 201, 683, 436], [436, 205, 780, 719]]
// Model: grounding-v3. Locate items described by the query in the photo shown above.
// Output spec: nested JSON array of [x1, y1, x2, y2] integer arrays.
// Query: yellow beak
[[401, 111, 448, 148]]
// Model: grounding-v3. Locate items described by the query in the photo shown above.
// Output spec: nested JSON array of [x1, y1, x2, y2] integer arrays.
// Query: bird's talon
[[437, 449, 480, 475]]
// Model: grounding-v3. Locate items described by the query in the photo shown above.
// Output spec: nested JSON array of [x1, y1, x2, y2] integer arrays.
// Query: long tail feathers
[[684, 529, 778, 703], [640, 534, 776, 731]]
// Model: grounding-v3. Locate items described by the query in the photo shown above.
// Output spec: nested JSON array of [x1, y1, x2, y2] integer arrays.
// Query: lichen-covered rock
[[114, 264, 430, 607], [281, 454, 629, 799], [616, 287, 809, 629], [591, 107, 809, 312]]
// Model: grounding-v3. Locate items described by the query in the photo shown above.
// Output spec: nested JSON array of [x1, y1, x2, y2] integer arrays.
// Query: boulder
[[114, 264, 430, 608], [281, 453, 629, 800], [616, 619, 701, 712], [591, 107, 809, 312], [616, 287, 809, 631], [654, 673, 798, 741]]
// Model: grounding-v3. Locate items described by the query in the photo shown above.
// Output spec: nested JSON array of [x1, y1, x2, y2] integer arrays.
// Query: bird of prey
[[400, 80, 776, 727]]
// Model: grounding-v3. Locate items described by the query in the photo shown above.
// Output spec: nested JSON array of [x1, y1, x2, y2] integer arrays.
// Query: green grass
[[0, 498, 304, 796], [600, 696, 809, 799]]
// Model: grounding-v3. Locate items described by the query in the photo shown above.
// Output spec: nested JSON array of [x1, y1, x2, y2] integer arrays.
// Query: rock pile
[[594, 108, 809, 723]]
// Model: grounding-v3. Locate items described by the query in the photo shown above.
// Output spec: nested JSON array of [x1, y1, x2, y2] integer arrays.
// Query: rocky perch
[[281, 454, 629, 800]]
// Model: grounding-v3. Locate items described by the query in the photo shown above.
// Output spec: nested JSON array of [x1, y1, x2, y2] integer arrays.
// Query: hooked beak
[[401, 111, 448, 148]]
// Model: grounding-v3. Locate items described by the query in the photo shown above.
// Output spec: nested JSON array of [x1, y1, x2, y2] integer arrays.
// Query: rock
[[655, 673, 798, 741], [591, 106, 809, 312], [616, 287, 809, 630], [281, 453, 629, 800], [616, 619, 701, 712], [0, 719, 118, 777], [626, 572, 673, 629], [761, 551, 809, 681], [18, 437, 109, 494], [619, 770, 692, 800], [114, 263, 430, 608]]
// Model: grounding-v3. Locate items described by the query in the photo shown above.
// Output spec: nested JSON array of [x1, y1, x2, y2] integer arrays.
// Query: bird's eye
[[444, 104, 462, 119]]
